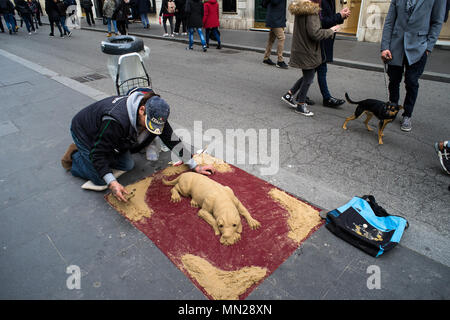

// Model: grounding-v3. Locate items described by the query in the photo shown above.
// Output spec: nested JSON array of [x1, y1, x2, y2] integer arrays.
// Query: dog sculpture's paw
[[248, 218, 261, 230], [170, 195, 181, 202], [190, 199, 200, 208]]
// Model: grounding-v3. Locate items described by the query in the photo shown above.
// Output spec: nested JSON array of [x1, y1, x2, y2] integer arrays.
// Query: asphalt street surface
[[0, 26, 449, 301]]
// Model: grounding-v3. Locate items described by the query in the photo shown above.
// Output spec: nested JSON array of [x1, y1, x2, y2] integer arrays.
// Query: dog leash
[[383, 62, 390, 102]]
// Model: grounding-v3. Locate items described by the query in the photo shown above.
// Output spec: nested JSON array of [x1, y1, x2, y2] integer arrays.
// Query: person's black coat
[[114, 0, 129, 21], [15, 0, 32, 15], [45, 0, 61, 20], [265, 0, 286, 28], [175, 0, 185, 15], [319, 0, 343, 63], [185, 0, 203, 28]]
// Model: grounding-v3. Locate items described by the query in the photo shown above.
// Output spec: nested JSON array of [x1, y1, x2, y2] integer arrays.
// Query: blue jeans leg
[[140, 14, 148, 27], [196, 28, 206, 47], [60, 16, 70, 34], [316, 62, 331, 100], [70, 130, 135, 186], [107, 18, 112, 33], [212, 28, 220, 45], [188, 27, 194, 48]]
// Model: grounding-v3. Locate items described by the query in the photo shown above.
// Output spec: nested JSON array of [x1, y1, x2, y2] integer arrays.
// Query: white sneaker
[[163, 33, 169, 37], [81, 170, 127, 191]]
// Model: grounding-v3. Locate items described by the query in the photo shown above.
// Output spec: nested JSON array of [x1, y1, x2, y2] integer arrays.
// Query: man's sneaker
[[400, 116, 412, 132], [294, 103, 314, 117], [67, 31, 72, 37], [323, 96, 345, 108], [434, 141, 450, 174], [276, 61, 288, 69], [263, 58, 276, 66], [163, 33, 169, 37], [281, 92, 296, 108]]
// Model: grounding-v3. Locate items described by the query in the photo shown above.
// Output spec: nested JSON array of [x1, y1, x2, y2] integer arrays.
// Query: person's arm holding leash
[[380, 0, 397, 62]]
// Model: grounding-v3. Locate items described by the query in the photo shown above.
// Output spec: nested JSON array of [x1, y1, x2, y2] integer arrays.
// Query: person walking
[[203, 0, 221, 49], [174, 0, 186, 35], [185, 0, 207, 51], [136, 0, 151, 29], [62, 89, 215, 201], [316, 0, 350, 107], [80, 0, 95, 26], [103, 0, 118, 36], [15, 0, 35, 34], [45, 0, 63, 37], [284, 0, 338, 117], [0, 0, 17, 34], [159, 0, 175, 37], [262, 0, 288, 69], [381, 0, 446, 132], [114, 0, 130, 35], [55, 0, 71, 36]]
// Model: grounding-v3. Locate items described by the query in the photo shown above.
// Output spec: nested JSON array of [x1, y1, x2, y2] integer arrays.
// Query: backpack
[[167, 1, 176, 13], [261, 0, 270, 9]]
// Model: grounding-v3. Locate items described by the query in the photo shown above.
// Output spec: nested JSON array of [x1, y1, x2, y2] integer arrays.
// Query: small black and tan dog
[[342, 93, 403, 145]]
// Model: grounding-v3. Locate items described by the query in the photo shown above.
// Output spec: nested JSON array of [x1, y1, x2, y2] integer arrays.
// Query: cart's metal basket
[[116, 52, 152, 96]]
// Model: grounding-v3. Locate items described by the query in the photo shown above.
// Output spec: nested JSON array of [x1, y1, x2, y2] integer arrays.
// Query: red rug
[[106, 164, 323, 300]]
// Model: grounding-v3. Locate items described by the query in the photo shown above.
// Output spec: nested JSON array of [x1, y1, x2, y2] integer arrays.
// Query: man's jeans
[[188, 27, 206, 48], [316, 62, 331, 100], [60, 16, 70, 34], [70, 130, 134, 186], [387, 52, 428, 118], [3, 13, 16, 31], [107, 18, 118, 33], [140, 13, 149, 27]]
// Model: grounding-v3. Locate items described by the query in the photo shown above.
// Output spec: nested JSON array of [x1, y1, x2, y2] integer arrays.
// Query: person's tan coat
[[288, 0, 334, 70]]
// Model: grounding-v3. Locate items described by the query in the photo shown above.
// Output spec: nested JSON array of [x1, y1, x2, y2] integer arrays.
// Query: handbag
[[325, 195, 409, 257]]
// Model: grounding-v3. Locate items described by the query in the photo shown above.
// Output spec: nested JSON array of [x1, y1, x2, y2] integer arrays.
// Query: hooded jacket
[[288, 0, 334, 70], [0, 0, 15, 14], [71, 92, 196, 185], [203, 0, 219, 29], [265, 0, 287, 28]]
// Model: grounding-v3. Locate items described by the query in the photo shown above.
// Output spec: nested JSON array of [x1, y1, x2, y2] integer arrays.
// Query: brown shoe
[[61, 143, 78, 171]]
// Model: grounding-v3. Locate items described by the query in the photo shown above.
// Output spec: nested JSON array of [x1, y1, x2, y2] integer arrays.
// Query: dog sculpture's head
[[384, 102, 403, 118], [216, 209, 243, 246]]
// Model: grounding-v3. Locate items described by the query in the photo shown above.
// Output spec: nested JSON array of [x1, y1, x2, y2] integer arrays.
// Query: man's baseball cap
[[144, 96, 170, 135]]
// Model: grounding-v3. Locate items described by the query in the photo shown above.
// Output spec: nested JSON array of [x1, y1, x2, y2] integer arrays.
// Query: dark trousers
[[174, 13, 186, 33], [84, 8, 95, 25], [49, 18, 63, 35], [387, 52, 428, 118], [316, 62, 331, 100], [0, 15, 4, 32], [290, 69, 316, 103]]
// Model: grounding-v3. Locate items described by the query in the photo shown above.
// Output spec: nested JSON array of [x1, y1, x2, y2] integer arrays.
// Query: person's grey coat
[[381, 0, 446, 66], [265, 0, 287, 28]]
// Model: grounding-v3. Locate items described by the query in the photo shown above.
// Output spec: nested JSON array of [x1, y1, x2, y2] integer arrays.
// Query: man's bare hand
[[340, 7, 351, 19], [109, 180, 129, 202], [194, 164, 215, 176], [381, 50, 393, 62]]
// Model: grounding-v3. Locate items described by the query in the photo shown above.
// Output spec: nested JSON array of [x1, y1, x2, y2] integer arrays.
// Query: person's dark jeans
[[85, 8, 95, 25], [174, 13, 186, 33], [70, 129, 134, 185], [316, 62, 331, 100], [22, 13, 34, 32], [289, 69, 316, 103], [387, 52, 428, 118], [205, 27, 221, 46]]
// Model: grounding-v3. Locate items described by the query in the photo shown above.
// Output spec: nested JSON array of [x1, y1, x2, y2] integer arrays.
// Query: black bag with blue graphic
[[325, 195, 409, 257]]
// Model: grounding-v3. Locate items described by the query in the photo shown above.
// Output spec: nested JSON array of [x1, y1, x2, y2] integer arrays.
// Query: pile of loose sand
[[106, 177, 154, 222], [268, 188, 322, 243], [181, 254, 267, 300]]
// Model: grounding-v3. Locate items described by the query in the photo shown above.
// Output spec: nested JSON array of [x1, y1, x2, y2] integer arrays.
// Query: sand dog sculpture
[[163, 172, 261, 245]]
